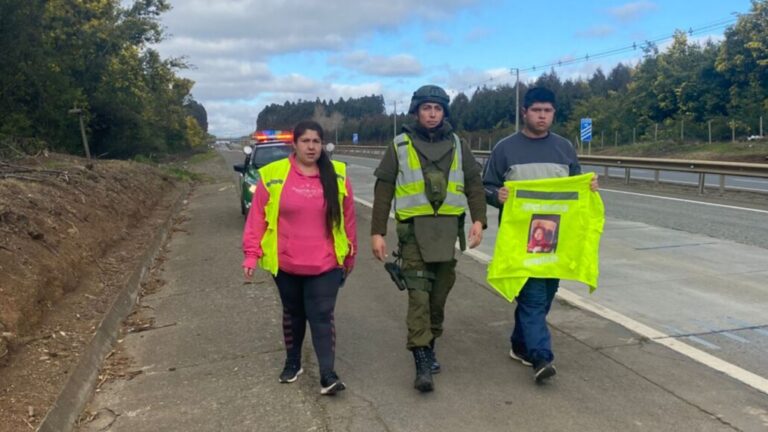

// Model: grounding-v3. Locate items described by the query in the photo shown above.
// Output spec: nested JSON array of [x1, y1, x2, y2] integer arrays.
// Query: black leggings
[[274, 268, 343, 375]]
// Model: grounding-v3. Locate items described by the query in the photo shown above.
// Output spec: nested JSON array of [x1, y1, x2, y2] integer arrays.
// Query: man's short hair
[[523, 87, 556, 109]]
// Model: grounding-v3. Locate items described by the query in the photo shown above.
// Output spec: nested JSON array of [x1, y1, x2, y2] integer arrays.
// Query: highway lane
[[336, 153, 768, 392], [88, 149, 768, 432]]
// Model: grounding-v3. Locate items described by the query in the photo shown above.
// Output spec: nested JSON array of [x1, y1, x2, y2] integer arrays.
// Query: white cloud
[[151, 0, 482, 135], [160, 0, 478, 59], [608, 1, 657, 22], [436, 67, 522, 96], [329, 51, 423, 77], [205, 81, 391, 135], [425, 30, 452, 45], [465, 26, 493, 42], [181, 60, 320, 101], [577, 25, 616, 38]]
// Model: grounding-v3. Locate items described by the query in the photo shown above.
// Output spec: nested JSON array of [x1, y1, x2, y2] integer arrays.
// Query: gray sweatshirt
[[483, 131, 581, 209]]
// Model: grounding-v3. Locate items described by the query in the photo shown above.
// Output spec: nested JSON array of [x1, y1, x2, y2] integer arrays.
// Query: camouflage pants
[[397, 222, 457, 350]]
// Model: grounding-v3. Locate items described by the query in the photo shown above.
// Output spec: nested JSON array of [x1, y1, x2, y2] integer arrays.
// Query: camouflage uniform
[[371, 120, 487, 349]]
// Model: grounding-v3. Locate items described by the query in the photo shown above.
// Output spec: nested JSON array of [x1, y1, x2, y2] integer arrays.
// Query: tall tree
[[716, 0, 768, 132], [1, 0, 197, 158], [185, 98, 209, 132]]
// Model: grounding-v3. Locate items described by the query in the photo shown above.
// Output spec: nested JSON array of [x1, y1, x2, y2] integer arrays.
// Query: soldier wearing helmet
[[371, 84, 487, 392]]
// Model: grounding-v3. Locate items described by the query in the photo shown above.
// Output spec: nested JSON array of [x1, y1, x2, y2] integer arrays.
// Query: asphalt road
[[341, 153, 768, 380], [78, 151, 768, 432]]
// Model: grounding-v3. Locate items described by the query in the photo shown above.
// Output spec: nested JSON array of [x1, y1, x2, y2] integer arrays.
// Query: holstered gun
[[384, 251, 408, 291]]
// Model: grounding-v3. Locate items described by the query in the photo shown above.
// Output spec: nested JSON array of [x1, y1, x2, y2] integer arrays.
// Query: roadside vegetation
[[0, 0, 210, 159]]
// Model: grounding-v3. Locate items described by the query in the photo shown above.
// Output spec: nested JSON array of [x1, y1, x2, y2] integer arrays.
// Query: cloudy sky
[[150, 0, 754, 137]]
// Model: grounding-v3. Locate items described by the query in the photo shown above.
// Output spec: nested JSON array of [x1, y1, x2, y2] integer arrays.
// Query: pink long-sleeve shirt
[[242, 154, 357, 276]]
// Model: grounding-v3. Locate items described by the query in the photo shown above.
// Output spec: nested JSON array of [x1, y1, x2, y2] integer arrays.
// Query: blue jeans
[[510, 278, 559, 365]]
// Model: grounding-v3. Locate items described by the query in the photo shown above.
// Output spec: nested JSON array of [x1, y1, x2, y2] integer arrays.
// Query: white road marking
[[601, 188, 768, 214], [354, 195, 768, 396]]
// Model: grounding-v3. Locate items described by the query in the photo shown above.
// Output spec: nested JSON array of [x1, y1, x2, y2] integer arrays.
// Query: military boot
[[412, 347, 434, 392], [429, 339, 441, 374]]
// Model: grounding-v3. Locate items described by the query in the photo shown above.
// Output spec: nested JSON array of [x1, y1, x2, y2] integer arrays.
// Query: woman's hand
[[243, 266, 255, 283], [343, 265, 354, 279]]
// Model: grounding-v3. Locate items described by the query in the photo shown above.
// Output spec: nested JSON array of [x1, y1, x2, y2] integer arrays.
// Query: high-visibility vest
[[487, 173, 605, 301], [393, 133, 467, 219], [257, 158, 350, 275]]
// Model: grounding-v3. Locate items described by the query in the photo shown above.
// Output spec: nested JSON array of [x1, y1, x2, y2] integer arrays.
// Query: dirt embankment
[[0, 152, 186, 430]]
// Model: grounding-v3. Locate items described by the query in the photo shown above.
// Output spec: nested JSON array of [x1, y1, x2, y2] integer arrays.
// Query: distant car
[[746, 135, 764, 141], [233, 141, 293, 215]]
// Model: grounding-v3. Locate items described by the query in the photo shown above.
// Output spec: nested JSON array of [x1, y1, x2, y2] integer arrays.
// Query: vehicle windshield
[[250, 144, 292, 168]]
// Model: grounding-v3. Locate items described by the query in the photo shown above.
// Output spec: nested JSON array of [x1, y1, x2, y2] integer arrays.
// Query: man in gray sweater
[[483, 86, 598, 383]]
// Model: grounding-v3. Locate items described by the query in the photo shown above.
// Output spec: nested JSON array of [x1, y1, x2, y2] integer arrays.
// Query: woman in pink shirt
[[242, 121, 357, 395]]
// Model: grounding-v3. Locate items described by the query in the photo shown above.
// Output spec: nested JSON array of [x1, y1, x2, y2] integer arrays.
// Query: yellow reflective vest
[[393, 133, 467, 219], [257, 158, 350, 276], [487, 173, 605, 301]]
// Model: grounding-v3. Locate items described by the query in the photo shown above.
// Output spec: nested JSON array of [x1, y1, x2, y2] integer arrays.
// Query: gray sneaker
[[509, 348, 532, 366]]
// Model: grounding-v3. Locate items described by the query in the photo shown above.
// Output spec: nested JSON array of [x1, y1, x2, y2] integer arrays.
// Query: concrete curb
[[37, 183, 191, 432]]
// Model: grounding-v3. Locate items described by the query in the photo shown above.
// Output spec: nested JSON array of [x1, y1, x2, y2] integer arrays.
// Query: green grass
[[162, 166, 206, 182], [187, 150, 218, 164], [587, 139, 768, 163]]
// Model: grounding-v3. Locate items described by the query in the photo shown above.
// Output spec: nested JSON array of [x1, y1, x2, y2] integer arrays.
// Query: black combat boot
[[429, 339, 441, 374], [412, 347, 434, 392]]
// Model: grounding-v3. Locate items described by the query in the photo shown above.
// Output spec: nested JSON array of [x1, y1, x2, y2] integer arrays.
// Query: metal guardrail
[[336, 145, 768, 194]]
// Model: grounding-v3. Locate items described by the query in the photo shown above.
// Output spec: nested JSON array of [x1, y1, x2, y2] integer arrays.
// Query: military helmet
[[408, 85, 450, 117]]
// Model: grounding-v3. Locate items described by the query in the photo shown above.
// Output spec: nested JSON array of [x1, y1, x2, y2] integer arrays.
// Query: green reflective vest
[[257, 158, 350, 276], [393, 133, 467, 219], [487, 173, 605, 301]]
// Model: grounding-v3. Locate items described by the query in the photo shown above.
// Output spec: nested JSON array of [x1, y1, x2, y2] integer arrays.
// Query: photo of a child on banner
[[487, 173, 605, 302]]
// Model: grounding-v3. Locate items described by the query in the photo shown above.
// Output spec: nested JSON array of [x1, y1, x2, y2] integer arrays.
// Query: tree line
[[258, 0, 766, 146], [0, 0, 208, 159]]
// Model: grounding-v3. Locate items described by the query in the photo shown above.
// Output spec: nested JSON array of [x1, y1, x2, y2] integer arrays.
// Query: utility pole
[[681, 118, 685, 141], [68, 107, 91, 159], [393, 100, 397, 138], [511, 68, 520, 132]]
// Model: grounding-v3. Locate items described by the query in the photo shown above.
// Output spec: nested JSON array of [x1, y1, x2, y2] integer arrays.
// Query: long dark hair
[[293, 121, 341, 234]]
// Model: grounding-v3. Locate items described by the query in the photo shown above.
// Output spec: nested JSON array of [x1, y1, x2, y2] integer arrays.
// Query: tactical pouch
[[423, 166, 447, 205]]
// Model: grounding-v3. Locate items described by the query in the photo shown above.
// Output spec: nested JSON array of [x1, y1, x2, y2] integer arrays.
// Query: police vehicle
[[233, 130, 293, 215]]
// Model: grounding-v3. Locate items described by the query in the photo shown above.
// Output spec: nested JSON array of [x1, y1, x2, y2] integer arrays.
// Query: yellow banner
[[487, 173, 605, 302]]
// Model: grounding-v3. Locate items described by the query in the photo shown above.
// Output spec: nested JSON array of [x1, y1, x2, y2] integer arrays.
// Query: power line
[[517, 16, 738, 73], [444, 13, 742, 95]]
